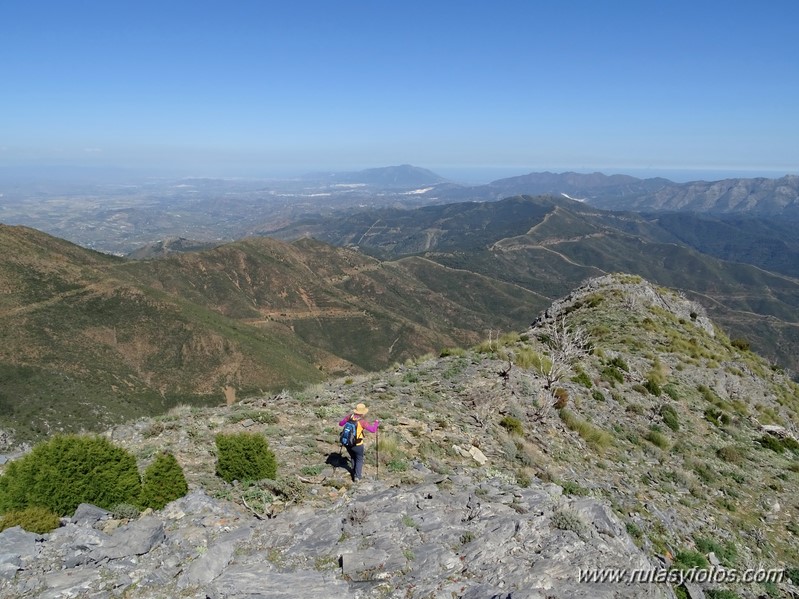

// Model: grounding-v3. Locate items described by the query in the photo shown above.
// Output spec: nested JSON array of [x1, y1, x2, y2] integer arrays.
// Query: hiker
[[339, 403, 379, 482]]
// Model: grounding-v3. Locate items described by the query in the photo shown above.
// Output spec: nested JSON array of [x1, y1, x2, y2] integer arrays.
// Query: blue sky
[[2, 0, 798, 180]]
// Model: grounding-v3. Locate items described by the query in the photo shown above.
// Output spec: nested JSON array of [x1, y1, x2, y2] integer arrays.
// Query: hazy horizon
[[0, 162, 794, 187]]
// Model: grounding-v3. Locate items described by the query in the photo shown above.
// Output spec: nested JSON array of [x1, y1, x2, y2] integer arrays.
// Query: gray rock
[[683, 582, 706, 599], [0, 526, 40, 565], [91, 516, 165, 561], [38, 569, 103, 599], [178, 525, 254, 588], [0, 561, 20, 581], [72, 503, 110, 526], [0, 474, 677, 599], [340, 548, 406, 581], [208, 565, 349, 598]]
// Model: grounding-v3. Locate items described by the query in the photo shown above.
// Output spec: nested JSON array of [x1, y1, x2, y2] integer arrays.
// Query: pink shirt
[[339, 414, 379, 433]]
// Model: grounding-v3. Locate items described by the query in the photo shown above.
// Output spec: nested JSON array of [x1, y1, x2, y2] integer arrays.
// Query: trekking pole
[[375, 424, 380, 481]]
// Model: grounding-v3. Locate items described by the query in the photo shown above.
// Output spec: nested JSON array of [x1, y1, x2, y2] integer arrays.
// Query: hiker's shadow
[[326, 452, 352, 475]]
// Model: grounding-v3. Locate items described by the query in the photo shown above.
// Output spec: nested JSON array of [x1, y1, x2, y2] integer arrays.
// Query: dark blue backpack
[[340, 419, 358, 448]]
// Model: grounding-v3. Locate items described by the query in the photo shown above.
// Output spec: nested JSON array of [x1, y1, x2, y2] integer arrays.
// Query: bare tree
[[534, 315, 589, 389]]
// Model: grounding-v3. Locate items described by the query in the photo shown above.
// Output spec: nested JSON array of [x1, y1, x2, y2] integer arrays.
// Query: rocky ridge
[[0, 473, 671, 599], [2, 273, 798, 598]]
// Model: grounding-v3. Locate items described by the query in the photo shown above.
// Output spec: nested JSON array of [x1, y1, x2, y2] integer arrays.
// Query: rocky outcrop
[[0, 473, 674, 599], [534, 274, 714, 337]]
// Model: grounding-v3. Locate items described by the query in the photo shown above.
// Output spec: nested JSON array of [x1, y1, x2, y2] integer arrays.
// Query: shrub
[[499, 415, 524, 436], [783, 436, 799, 453], [552, 387, 569, 409], [377, 431, 403, 465], [645, 429, 670, 450], [571, 370, 593, 388], [215, 432, 277, 484], [513, 347, 545, 369], [695, 537, 737, 567], [439, 347, 466, 357], [139, 452, 188, 510], [516, 469, 532, 488], [609, 356, 629, 371], [704, 408, 731, 427], [758, 435, 785, 454], [227, 410, 278, 425], [672, 549, 708, 570], [551, 508, 586, 535], [601, 365, 625, 386], [0, 435, 141, 516], [111, 503, 140, 520], [716, 445, 744, 465], [387, 459, 407, 472], [0, 506, 61, 534], [559, 409, 613, 450], [730, 338, 750, 351], [560, 480, 590, 496], [660, 405, 680, 431], [663, 383, 681, 401], [643, 379, 662, 396], [692, 461, 717, 484], [698, 384, 721, 405]]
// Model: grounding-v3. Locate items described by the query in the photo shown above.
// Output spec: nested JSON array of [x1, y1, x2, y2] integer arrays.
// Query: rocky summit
[[1, 273, 798, 598]]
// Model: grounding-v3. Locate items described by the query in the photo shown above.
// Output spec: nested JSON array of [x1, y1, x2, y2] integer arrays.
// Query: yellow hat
[[353, 403, 369, 415]]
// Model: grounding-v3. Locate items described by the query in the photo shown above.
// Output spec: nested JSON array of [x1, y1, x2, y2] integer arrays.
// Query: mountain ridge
[[0, 224, 541, 446], [269, 194, 799, 375], [2, 273, 798, 598]]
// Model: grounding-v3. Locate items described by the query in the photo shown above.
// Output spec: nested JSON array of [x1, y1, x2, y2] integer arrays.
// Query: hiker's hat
[[353, 403, 369, 415]]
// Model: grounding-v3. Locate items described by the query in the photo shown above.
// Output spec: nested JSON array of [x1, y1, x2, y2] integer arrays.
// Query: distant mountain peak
[[305, 164, 449, 188]]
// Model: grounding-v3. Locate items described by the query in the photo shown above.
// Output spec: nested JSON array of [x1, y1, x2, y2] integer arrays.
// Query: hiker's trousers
[[346, 444, 365, 480]]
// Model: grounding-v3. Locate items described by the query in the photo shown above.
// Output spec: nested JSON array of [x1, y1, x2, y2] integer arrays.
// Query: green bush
[[645, 429, 670, 450], [560, 480, 590, 496], [0, 506, 61, 534], [730, 338, 750, 351], [499, 415, 524, 436], [215, 432, 277, 484], [695, 536, 737, 567], [601, 365, 625, 386], [551, 508, 586, 535], [111, 503, 140, 520], [139, 452, 188, 510], [558, 409, 613, 450], [758, 434, 785, 453], [625, 521, 643, 540], [663, 383, 681, 401], [608, 356, 629, 372], [672, 549, 708, 570], [439, 347, 466, 358], [660, 405, 680, 431], [704, 408, 731, 427], [643, 379, 662, 396], [387, 459, 408, 472], [591, 389, 605, 402], [783, 436, 799, 453], [571, 370, 593, 388], [0, 434, 141, 516]]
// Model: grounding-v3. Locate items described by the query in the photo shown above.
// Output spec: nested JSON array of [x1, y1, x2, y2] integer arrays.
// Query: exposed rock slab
[[0, 475, 676, 599]]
